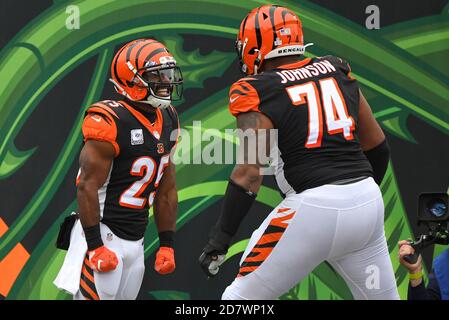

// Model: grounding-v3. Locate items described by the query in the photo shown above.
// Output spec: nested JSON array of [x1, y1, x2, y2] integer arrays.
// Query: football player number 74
[[119, 154, 170, 209], [286, 78, 355, 148]]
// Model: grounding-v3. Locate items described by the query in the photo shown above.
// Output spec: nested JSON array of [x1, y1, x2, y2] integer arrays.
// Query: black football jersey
[[228, 56, 373, 195], [79, 100, 179, 240]]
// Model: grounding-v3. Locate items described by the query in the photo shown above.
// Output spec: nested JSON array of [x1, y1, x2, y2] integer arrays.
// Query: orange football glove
[[154, 247, 175, 275], [88, 245, 119, 272]]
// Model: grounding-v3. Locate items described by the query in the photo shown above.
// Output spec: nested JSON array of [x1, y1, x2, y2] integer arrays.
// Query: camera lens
[[427, 199, 447, 217]]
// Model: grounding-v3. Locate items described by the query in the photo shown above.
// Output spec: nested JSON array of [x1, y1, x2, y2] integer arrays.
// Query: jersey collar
[[276, 57, 312, 70], [120, 100, 163, 140]]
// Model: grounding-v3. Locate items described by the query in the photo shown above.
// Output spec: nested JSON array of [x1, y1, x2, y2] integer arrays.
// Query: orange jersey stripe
[[228, 80, 260, 117], [120, 100, 163, 139], [89, 105, 120, 119], [83, 107, 120, 156]]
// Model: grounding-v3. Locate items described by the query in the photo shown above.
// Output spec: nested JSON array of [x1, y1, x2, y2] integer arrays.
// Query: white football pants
[[74, 223, 145, 300], [222, 177, 399, 300]]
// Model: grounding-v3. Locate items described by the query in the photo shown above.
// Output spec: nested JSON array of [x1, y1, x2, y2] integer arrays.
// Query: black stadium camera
[[404, 193, 449, 264]]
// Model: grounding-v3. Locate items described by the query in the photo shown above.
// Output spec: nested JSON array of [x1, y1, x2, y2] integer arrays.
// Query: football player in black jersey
[[55, 39, 182, 300], [199, 5, 399, 300]]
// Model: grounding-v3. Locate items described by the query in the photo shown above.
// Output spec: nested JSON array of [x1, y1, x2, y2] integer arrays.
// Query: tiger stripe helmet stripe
[[235, 4, 307, 75], [109, 38, 179, 103]]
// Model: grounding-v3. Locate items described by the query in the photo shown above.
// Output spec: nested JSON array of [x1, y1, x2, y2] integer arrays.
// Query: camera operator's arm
[[398, 241, 423, 286], [398, 240, 441, 300]]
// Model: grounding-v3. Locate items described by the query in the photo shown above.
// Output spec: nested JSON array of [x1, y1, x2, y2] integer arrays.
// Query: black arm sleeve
[[363, 139, 390, 185], [207, 179, 257, 252], [408, 272, 442, 300]]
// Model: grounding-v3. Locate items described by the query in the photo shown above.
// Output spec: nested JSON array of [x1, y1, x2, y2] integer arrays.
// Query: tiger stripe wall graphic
[[0, 0, 448, 300]]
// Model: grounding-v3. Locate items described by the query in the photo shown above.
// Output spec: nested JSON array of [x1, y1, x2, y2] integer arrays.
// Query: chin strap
[[141, 95, 171, 109], [109, 78, 133, 100], [141, 87, 171, 109]]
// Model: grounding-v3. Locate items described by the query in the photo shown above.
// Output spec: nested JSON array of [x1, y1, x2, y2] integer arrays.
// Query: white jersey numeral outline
[[286, 77, 355, 148], [119, 155, 169, 209]]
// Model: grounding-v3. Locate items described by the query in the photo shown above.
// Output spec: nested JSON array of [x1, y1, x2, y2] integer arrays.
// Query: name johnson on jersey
[[228, 55, 373, 196]]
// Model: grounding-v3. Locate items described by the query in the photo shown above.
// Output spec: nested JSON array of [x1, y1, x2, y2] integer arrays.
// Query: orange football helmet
[[235, 5, 312, 75], [110, 38, 183, 109]]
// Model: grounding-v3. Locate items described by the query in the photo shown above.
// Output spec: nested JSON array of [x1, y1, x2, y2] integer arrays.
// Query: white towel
[[53, 219, 87, 295]]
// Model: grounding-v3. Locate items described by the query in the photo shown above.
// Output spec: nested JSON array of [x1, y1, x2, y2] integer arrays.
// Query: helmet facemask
[[235, 39, 245, 74], [235, 38, 262, 76], [135, 60, 183, 109], [111, 57, 183, 109], [110, 39, 184, 109]]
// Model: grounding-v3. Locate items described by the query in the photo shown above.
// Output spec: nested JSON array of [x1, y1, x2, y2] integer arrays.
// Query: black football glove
[[198, 228, 232, 277]]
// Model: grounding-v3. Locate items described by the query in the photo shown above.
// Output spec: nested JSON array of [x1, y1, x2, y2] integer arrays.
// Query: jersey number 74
[[286, 77, 355, 148]]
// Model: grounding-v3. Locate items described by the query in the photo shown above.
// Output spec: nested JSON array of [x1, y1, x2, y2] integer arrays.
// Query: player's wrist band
[[409, 271, 423, 280], [83, 224, 104, 251], [159, 231, 175, 248], [207, 227, 233, 253]]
